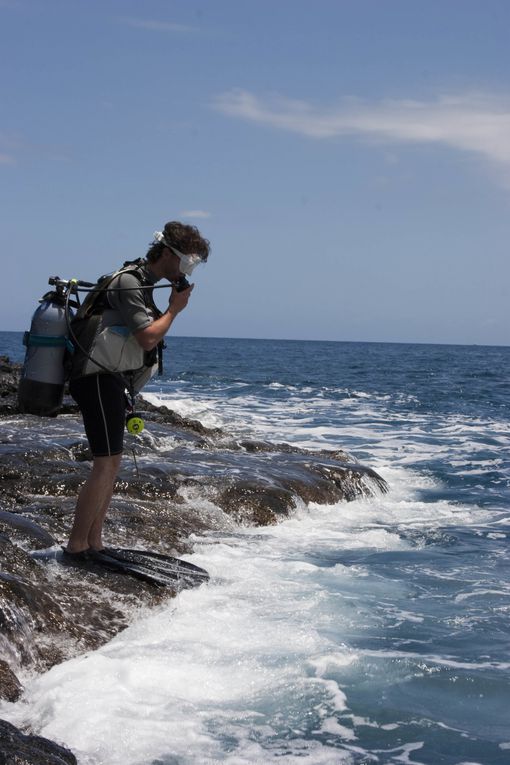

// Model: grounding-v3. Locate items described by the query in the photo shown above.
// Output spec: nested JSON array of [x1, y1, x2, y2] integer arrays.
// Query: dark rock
[[0, 661, 22, 702], [0, 358, 21, 416], [0, 718, 77, 764], [304, 460, 387, 501], [0, 535, 166, 675], [0, 511, 55, 547], [216, 483, 295, 525]]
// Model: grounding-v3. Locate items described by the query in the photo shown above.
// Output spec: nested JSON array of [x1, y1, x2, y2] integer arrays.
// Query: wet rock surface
[[0, 661, 22, 703], [0, 357, 387, 758], [0, 718, 77, 764]]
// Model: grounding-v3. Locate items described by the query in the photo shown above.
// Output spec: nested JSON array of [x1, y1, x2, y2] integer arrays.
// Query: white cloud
[[179, 210, 212, 219], [121, 17, 197, 33], [214, 89, 510, 179]]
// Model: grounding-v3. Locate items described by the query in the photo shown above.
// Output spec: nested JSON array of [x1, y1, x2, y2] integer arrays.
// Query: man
[[65, 221, 210, 555]]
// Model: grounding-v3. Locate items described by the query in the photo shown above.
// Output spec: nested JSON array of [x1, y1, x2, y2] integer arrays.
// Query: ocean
[[1, 332, 510, 765]]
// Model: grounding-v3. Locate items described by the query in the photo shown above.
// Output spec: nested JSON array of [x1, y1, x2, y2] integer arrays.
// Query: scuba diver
[[64, 221, 210, 558]]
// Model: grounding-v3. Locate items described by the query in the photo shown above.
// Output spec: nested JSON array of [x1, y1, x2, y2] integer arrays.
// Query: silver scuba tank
[[18, 290, 73, 416]]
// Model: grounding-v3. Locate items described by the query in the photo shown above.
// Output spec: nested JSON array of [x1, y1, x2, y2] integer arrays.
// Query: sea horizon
[[2, 328, 509, 352]]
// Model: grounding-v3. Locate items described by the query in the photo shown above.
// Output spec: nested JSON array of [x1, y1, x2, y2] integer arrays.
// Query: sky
[[1, 0, 509, 345]]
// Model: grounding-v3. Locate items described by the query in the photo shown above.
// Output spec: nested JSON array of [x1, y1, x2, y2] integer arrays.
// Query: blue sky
[[1, 0, 509, 345]]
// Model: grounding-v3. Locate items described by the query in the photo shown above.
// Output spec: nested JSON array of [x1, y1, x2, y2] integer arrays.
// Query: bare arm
[[134, 285, 194, 351]]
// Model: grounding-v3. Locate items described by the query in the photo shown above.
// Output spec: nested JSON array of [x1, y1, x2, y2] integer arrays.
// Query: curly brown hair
[[146, 221, 210, 263]]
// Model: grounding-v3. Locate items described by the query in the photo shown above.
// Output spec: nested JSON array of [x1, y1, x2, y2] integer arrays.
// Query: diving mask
[[153, 231, 203, 276]]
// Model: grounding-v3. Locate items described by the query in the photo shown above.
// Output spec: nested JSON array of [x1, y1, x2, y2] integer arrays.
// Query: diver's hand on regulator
[[168, 283, 194, 314]]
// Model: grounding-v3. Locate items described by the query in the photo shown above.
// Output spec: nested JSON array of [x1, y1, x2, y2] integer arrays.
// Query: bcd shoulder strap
[[74, 259, 153, 321]]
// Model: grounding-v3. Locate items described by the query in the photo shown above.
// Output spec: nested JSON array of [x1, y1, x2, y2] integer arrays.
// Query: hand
[[168, 283, 194, 314]]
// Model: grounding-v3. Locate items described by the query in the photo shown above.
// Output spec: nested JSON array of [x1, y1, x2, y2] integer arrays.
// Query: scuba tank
[[18, 265, 169, 419], [18, 281, 74, 416]]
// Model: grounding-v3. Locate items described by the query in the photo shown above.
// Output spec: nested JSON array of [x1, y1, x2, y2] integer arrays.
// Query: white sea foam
[[143, 392, 226, 430], [4, 502, 373, 763]]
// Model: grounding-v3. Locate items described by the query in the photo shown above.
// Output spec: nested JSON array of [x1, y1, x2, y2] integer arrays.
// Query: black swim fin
[[100, 547, 210, 584], [87, 548, 204, 588], [30, 546, 206, 588]]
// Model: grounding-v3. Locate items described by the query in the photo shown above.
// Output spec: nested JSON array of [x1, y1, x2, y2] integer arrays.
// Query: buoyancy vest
[[68, 259, 163, 389]]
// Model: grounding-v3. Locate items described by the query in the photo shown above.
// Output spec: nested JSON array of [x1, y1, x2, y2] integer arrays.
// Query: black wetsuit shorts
[[69, 374, 126, 457]]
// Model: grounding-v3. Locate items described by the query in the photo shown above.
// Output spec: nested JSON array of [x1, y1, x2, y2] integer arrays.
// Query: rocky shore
[[0, 357, 387, 763]]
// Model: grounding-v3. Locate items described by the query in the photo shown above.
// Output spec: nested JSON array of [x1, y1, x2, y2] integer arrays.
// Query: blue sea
[[2, 333, 510, 765]]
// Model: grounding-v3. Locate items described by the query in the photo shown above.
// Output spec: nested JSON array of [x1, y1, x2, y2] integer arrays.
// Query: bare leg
[[66, 453, 123, 553]]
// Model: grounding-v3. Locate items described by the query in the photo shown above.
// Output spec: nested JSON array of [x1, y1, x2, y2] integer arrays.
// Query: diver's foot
[[62, 547, 91, 561]]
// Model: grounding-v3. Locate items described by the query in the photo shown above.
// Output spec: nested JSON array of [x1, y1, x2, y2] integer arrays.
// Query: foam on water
[[143, 387, 510, 467]]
